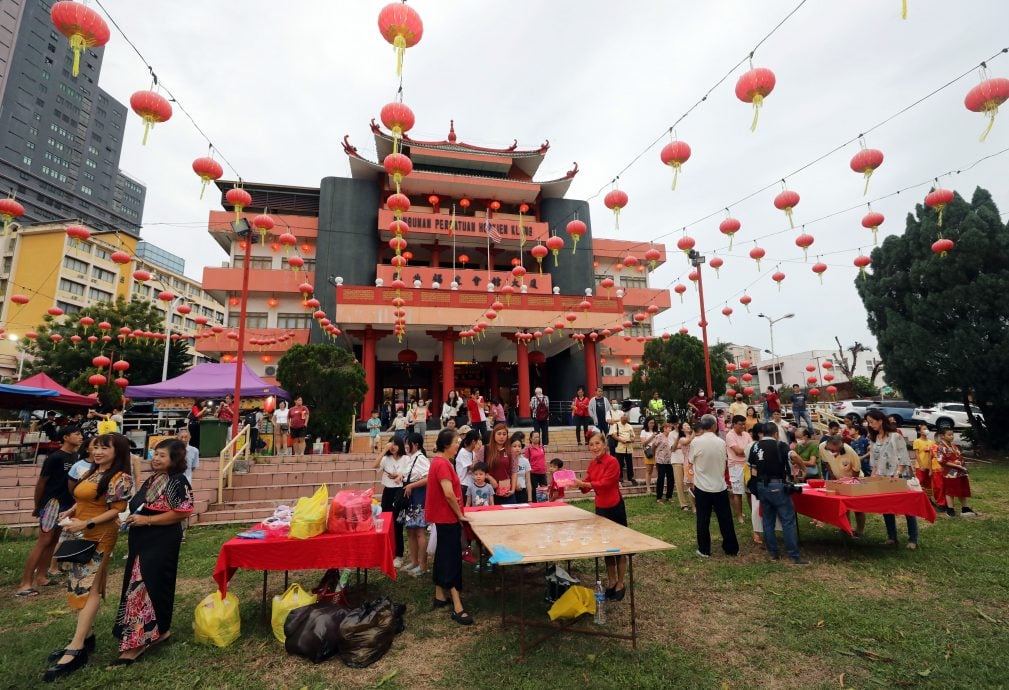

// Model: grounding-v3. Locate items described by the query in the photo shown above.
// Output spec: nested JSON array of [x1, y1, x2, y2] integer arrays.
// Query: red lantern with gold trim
[[192, 156, 223, 199], [774, 188, 800, 228], [0, 196, 24, 236], [566, 220, 586, 254], [380, 101, 415, 154], [384, 153, 413, 193], [659, 140, 691, 190], [225, 187, 252, 223], [377, 2, 423, 77], [50, 1, 109, 77], [719, 216, 741, 250], [862, 210, 885, 245], [603, 189, 627, 229], [735, 67, 776, 131], [850, 145, 884, 195], [964, 76, 1009, 142], [129, 91, 172, 145], [925, 187, 954, 227]]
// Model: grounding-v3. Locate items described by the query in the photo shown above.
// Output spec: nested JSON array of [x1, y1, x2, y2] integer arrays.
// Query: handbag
[[391, 455, 420, 513], [643, 445, 655, 459], [55, 537, 99, 564]]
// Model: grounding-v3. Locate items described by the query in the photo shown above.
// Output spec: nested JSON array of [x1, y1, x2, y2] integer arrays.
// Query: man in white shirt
[[689, 414, 740, 558]]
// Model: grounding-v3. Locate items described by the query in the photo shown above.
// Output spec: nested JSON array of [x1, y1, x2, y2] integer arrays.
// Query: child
[[851, 427, 871, 478], [935, 429, 976, 517], [466, 463, 495, 508], [929, 431, 946, 509], [912, 423, 936, 503], [547, 458, 565, 502], [512, 437, 532, 503], [367, 409, 382, 453]]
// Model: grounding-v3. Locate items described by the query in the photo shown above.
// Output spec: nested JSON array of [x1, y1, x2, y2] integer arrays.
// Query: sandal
[[451, 610, 474, 626], [432, 598, 450, 609], [14, 588, 39, 598]]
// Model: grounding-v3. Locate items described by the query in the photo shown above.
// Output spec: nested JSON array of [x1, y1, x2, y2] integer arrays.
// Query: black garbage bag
[[283, 602, 348, 664], [335, 597, 407, 668]]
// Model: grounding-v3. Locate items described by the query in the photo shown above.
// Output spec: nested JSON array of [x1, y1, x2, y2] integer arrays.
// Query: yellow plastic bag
[[547, 585, 596, 621], [193, 591, 241, 647], [271, 583, 317, 643], [289, 484, 328, 540]]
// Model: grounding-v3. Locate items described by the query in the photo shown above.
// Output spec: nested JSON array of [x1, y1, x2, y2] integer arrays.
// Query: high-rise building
[[197, 120, 673, 418], [0, 0, 145, 234]]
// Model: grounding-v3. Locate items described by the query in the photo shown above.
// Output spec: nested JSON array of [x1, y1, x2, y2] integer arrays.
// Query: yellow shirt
[[728, 402, 748, 420], [912, 438, 935, 471]]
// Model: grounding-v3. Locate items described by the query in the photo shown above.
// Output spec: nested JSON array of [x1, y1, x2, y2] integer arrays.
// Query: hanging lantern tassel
[[902, 0, 907, 19]]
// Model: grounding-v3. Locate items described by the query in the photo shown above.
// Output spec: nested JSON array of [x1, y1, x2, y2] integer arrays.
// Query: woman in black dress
[[111, 439, 193, 664]]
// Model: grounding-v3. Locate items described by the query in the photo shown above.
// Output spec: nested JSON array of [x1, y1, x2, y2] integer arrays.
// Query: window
[[232, 255, 273, 270], [81, 185, 92, 196], [228, 312, 268, 328], [620, 276, 647, 289], [22, 156, 31, 166], [63, 255, 89, 273], [93, 246, 110, 260], [277, 312, 311, 329], [58, 278, 85, 296], [88, 287, 113, 302], [25, 142, 34, 151], [92, 267, 115, 283], [85, 158, 96, 168], [56, 300, 81, 314], [171, 314, 183, 327]]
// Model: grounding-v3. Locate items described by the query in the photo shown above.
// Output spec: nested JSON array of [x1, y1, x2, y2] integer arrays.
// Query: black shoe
[[612, 587, 626, 601], [47, 633, 95, 662], [43, 647, 88, 682], [605, 587, 617, 600], [961, 506, 977, 516]]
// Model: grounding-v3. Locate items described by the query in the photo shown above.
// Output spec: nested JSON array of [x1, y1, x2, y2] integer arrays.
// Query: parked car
[[866, 400, 918, 426], [913, 402, 985, 431], [831, 399, 876, 423]]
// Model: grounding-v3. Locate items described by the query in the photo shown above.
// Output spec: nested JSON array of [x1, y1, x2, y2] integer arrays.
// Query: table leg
[[364, 568, 368, 593], [261, 570, 269, 624], [284, 570, 289, 589], [594, 557, 599, 585], [629, 555, 637, 650], [499, 566, 506, 629], [519, 565, 526, 657]]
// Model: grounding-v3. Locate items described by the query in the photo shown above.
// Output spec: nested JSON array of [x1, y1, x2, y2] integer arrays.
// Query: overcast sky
[[96, 0, 1009, 360]]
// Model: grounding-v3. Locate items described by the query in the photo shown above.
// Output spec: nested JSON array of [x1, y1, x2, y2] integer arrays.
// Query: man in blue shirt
[[790, 384, 812, 434]]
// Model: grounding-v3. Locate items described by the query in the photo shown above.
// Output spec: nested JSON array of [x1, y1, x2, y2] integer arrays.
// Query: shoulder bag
[[391, 455, 419, 513]]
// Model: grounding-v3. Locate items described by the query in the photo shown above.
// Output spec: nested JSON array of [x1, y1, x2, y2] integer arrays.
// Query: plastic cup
[[374, 517, 384, 532]]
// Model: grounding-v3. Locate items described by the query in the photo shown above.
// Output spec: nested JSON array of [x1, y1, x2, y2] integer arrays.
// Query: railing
[[217, 424, 251, 504]]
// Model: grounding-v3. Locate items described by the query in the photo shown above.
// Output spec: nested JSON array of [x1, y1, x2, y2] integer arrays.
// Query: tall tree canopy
[[629, 334, 730, 419], [22, 297, 191, 408], [276, 343, 367, 442], [855, 186, 1009, 448]]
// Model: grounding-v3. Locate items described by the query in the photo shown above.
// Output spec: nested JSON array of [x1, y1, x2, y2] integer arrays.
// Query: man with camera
[[747, 423, 809, 565]]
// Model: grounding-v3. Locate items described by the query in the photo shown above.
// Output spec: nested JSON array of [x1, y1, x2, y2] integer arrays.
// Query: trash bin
[[200, 418, 230, 458]]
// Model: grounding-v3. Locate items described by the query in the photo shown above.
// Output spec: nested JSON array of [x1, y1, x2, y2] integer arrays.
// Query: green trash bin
[[199, 418, 230, 458]]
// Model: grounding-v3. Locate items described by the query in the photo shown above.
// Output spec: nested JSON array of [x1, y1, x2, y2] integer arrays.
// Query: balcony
[[621, 287, 671, 310], [202, 267, 314, 299], [376, 265, 552, 294]]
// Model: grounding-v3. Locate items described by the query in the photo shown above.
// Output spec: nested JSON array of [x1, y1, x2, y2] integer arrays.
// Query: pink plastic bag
[[328, 489, 375, 534]]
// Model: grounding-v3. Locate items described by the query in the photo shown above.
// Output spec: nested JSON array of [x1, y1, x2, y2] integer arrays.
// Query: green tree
[[855, 186, 1009, 448], [21, 297, 191, 407], [276, 343, 367, 443], [629, 335, 729, 419], [849, 375, 880, 398]]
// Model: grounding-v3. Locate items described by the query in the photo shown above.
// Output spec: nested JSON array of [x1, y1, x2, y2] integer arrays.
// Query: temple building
[[197, 120, 671, 422]]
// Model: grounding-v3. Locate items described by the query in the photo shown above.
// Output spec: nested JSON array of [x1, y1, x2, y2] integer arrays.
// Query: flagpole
[[451, 204, 456, 279], [485, 209, 491, 286]]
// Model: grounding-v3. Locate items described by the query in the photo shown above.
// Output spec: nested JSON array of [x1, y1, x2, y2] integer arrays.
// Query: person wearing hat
[[16, 426, 83, 597]]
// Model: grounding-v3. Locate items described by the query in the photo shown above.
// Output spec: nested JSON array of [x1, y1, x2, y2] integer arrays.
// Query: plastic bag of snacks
[[290, 485, 329, 539], [271, 583, 318, 643], [327, 489, 375, 534], [193, 591, 241, 647]]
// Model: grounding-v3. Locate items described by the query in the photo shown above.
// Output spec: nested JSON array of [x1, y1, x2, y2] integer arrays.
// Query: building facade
[[753, 348, 886, 393], [0, 0, 145, 234], [197, 122, 672, 420], [0, 221, 224, 378]]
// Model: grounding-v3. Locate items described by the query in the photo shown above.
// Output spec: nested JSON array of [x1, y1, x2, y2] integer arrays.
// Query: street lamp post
[[757, 312, 794, 388], [9, 334, 25, 379], [687, 250, 713, 398], [161, 295, 186, 382]]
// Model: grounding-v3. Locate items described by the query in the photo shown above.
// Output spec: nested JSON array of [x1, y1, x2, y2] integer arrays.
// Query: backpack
[[535, 397, 549, 421]]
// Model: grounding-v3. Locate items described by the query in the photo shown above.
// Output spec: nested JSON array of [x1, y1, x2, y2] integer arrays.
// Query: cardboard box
[[826, 476, 908, 496]]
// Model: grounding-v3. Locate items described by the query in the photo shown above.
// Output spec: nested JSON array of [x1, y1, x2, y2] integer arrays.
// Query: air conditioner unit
[[603, 367, 612, 376], [264, 366, 277, 376], [617, 369, 625, 376]]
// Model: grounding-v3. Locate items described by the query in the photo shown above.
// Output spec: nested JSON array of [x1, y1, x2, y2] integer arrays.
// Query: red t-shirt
[[425, 455, 462, 524], [766, 392, 780, 412], [581, 452, 622, 509], [289, 405, 309, 429], [571, 396, 590, 417]]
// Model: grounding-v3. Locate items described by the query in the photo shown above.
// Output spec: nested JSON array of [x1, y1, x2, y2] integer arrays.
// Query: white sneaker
[[403, 563, 421, 574], [393, 557, 403, 568]]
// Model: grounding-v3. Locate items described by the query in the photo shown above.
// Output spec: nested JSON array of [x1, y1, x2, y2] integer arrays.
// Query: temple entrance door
[[381, 387, 431, 411]]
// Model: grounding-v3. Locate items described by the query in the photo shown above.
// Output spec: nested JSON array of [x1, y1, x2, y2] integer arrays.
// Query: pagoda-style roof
[[343, 120, 578, 203]]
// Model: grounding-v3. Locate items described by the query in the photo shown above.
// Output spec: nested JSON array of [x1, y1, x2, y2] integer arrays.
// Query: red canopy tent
[[16, 373, 96, 407]]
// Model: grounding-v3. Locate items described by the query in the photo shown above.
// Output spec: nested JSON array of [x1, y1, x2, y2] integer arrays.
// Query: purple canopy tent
[[124, 363, 289, 401]]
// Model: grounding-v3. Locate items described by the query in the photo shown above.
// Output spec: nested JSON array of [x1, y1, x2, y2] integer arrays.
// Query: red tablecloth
[[213, 512, 396, 596], [791, 489, 938, 535]]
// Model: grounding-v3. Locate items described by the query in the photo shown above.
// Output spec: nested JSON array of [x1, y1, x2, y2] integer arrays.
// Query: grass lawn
[[2, 461, 1007, 690]]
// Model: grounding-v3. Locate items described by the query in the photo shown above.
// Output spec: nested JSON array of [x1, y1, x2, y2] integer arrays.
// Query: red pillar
[[516, 339, 531, 419], [584, 337, 599, 394], [441, 330, 455, 400], [361, 330, 377, 420], [431, 357, 441, 411]]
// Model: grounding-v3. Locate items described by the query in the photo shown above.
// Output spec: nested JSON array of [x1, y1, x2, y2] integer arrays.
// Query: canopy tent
[[17, 373, 98, 407], [0, 382, 59, 409], [124, 363, 289, 401]]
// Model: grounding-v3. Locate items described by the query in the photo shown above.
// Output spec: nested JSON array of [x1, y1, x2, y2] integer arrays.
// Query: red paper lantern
[[659, 140, 691, 190], [383, 152, 413, 192], [771, 270, 786, 291], [739, 293, 752, 312], [69, 335, 81, 346], [806, 364, 816, 373], [743, 386, 755, 396], [925, 187, 954, 227], [546, 236, 565, 266], [428, 195, 440, 213], [528, 243, 548, 273], [931, 238, 955, 257], [0, 196, 25, 235], [50, 1, 109, 77], [92, 355, 111, 369], [97, 321, 111, 331], [25, 331, 38, 340], [741, 373, 753, 383], [824, 373, 835, 382], [644, 247, 661, 270], [673, 283, 687, 303], [735, 67, 776, 131], [721, 306, 733, 322], [706, 255, 724, 278], [113, 377, 129, 388], [964, 77, 1009, 141], [850, 147, 884, 195], [739, 360, 752, 369], [854, 254, 872, 278], [225, 187, 252, 223], [66, 224, 91, 245], [795, 233, 814, 261], [380, 101, 415, 154], [603, 190, 627, 229], [727, 363, 737, 372], [132, 269, 151, 283], [192, 156, 224, 199], [298, 282, 313, 299], [812, 261, 828, 284], [110, 250, 131, 265], [676, 235, 696, 255], [389, 236, 408, 255], [88, 373, 106, 389], [288, 255, 305, 272], [177, 305, 192, 316], [252, 213, 275, 242], [387, 193, 411, 219], [862, 210, 885, 245], [377, 2, 423, 76], [157, 290, 173, 302], [719, 217, 741, 250], [826, 385, 838, 397], [566, 220, 586, 254], [822, 361, 833, 370], [278, 232, 297, 255], [749, 246, 765, 270], [774, 188, 800, 228], [112, 360, 130, 373], [129, 91, 172, 145], [47, 306, 64, 317]]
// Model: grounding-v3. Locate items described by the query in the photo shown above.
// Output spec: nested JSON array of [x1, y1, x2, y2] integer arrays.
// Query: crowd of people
[[16, 423, 197, 681]]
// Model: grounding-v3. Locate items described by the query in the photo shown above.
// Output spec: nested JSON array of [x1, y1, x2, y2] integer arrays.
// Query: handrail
[[217, 424, 251, 504]]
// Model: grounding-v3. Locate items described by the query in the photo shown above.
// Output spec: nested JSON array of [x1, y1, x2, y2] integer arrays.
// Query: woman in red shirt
[[571, 430, 627, 601], [570, 386, 592, 446], [425, 428, 472, 625], [485, 423, 517, 504]]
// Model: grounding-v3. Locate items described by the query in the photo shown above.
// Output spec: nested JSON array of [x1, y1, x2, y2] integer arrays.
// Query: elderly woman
[[426, 428, 472, 625], [112, 438, 193, 664], [610, 412, 636, 486], [570, 430, 628, 600], [44, 434, 134, 682]]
